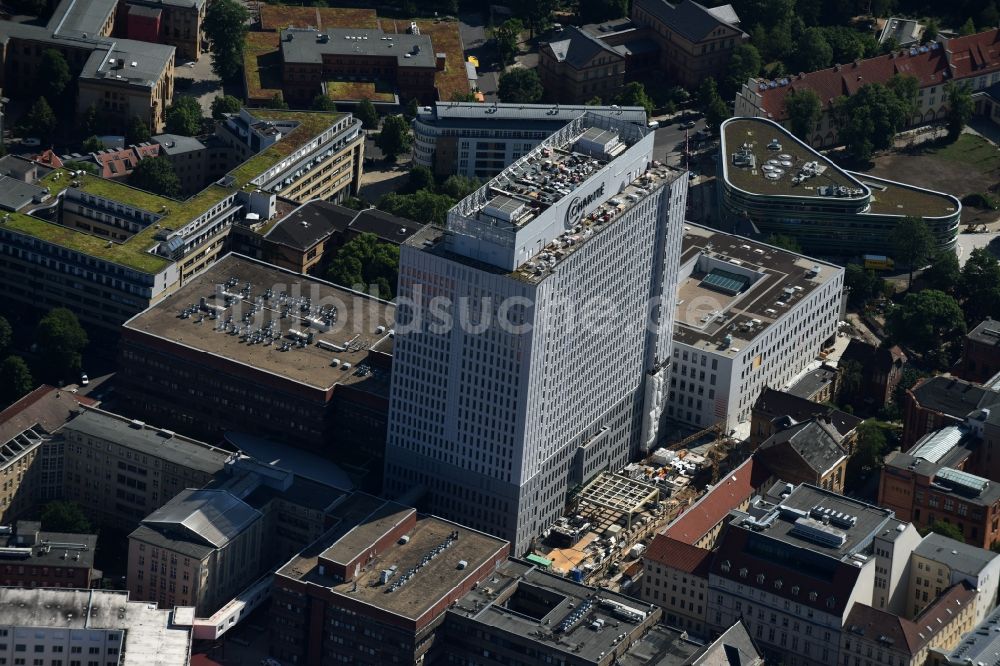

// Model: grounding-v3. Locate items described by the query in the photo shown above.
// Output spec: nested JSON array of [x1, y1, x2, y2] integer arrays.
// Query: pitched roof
[[687, 619, 763, 666], [644, 534, 712, 575], [966, 319, 1000, 347], [140, 488, 261, 549], [753, 388, 861, 439], [92, 144, 162, 178], [840, 339, 906, 370], [915, 533, 1000, 577], [844, 581, 976, 655], [543, 25, 622, 69], [633, 0, 744, 42], [349, 208, 420, 243], [263, 200, 358, 250], [0, 385, 96, 445], [663, 457, 764, 544], [909, 376, 1000, 419], [946, 28, 1000, 81], [756, 419, 847, 476]]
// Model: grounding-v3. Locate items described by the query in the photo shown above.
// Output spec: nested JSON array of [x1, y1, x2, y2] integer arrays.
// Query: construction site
[[529, 421, 739, 592]]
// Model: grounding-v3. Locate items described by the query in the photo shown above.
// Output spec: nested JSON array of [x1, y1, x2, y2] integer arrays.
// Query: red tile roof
[[93, 144, 162, 179], [0, 385, 96, 443], [947, 28, 1000, 80], [644, 534, 712, 576], [754, 29, 1000, 121], [31, 150, 63, 169], [662, 457, 763, 545]]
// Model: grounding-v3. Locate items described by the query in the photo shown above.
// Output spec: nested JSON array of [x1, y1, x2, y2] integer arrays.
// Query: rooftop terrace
[[122, 254, 394, 392], [3, 111, 344, 273], [673, 224, 839, 357]]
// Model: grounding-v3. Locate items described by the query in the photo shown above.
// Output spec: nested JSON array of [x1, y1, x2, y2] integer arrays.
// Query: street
[[458, 11, 498, 100], [651, 117, 708, 169], [956, 228, 1000, 266]]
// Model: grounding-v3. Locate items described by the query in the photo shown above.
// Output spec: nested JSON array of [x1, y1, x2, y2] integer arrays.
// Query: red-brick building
[[902, 376, 1000, 449], [0, 521, 100, 589], [958, 320, 1000, 384]]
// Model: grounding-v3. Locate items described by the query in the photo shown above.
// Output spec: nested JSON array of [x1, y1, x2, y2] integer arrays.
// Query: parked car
[[22, 137, 41, 147], [680, 120, 696, 129], [80, 373, 89, 386]]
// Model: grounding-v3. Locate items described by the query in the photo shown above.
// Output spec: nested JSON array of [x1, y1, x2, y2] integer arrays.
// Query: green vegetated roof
[[8, 110, 343, 274]]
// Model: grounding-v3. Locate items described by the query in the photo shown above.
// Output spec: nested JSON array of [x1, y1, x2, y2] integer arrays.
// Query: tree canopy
[[0, 316, 11, 355], [578, 0, 628, 24], [922, 251, 960, 294], [440, 175, 479, 200], [834, 82, 911, 163], [845, 264, 885, 307], [39, 501, 92, 534], [82, 136, 105, 153], [378, 190, 456, 227], [211, 94, 242, 120], [356, 99, 379, 130], [614, 82, 654, 115], [127, 115, 151, 145], [845, 420, 888, 491], [165, 96, 204, 136], [38, 49, 71, 108], [311, 94, 337, 111], [959, 248, 1000, 325], [886, 290, 966, 367], [766, 234, 802, 253], [890, 217, 934, 287], [723, 43, 762, 99], [23, 97, 56, 143], [784, 89, 822, 141], [130, 157, 181, 198], [204, 0, 249, 81], [376, 115, 412, 162], [35, 308, 89, 377], [946, 83, 974, 141], [925, 520, 964, 543], [498, 68, 543, 104], [495, 18, 523, 66], [327, 233, 400, 300], [0, 356, 33, 406], [697, 78, 729, 132]]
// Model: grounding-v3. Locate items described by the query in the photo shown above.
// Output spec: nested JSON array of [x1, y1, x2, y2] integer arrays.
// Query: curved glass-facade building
[[719, 117, 961, 258]]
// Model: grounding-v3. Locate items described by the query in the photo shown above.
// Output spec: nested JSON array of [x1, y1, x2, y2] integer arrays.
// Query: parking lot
[[174, 53, 224, 114]]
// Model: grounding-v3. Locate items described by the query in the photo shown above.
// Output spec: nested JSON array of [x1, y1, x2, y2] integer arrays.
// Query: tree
[[794, 28, 833, 72], [835, 83, 909, 163], [495, 18, 523, 66], [211, 94, 242, 120], [0, 356, 32, 405], [498, 68, 543, 103], [723, 44, 761, 99], [846, 420, 887, 489], [64, 161, 99, 175], [376, 115, 412, 162], [80, 104, 100, 137], [39, 501, 92, 534], [511, 0, 557, 37], [886, 290, 966, 364], [403, 98, 419, 120], [696, 79, 729, 132], [165, 96, 203, 136], [946, 82, 974, 141], [130, 157, 181, 197], [925, 520, 965, 543], [127, 115, 150, 145], [440, 174, 479, 200], [614, 82, 654, 115], [845, 264, 885, 307], [585, 96, 603, 106], [268, 93, 289, 110], [578, 0, 628, 23], [377, 190, 456, 226], [839, 359, 864, 405], [923, 19, 939, 43], [766, 234, 802, 253], [356, 99, 379, 130], [37, 49, 71, 107], [311, 94, 337, 111], [450, 92, 478, 102], [887, 74, 919, 120], [959, 248, 1000, 324], [24, 97, 56, 143], [923, 251, 960, 293], [0, 316, 11, 356], [890, 217, 934, 288], [784, 89, 822, 141], [959, 18, 975, 35], [35, 308, 88, 379], [82, 136, 105, 153], [406, 165, 435, 194], [204, 0, 249, 81], [327, 233, 400, 300]]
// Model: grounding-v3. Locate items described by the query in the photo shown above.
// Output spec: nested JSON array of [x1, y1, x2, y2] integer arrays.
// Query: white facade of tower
[[385, 114, 686, 553]]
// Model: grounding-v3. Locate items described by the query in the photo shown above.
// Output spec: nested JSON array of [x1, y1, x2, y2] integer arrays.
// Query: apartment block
[[59, 408, 231, 529], [125, 0, 209, 62], [384, 114, 686, 553], [908, 533, 1000, 624], [128, 488, 264, 615], [0, 520, 99, 589], [668, 224, 843, 429], [750, 388, 861, 450], [640, 534, 712, 637], [411, 101, 647, 179]]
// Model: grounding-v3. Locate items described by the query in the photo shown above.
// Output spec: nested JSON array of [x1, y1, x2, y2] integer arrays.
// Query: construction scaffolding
[[573, 472, 659, 533]]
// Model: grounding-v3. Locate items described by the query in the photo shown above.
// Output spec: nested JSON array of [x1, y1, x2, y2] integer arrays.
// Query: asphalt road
[[459, 11, 497, 99], [652, 117, 708, 169]]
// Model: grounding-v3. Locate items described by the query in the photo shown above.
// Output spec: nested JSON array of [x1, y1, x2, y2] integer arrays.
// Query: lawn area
[[244, 32, 283, 104], [325, 80, 396, 103], [386, 17, 467, 101], [864, 134, 1000, 201], [259, 6, 378, 31]]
